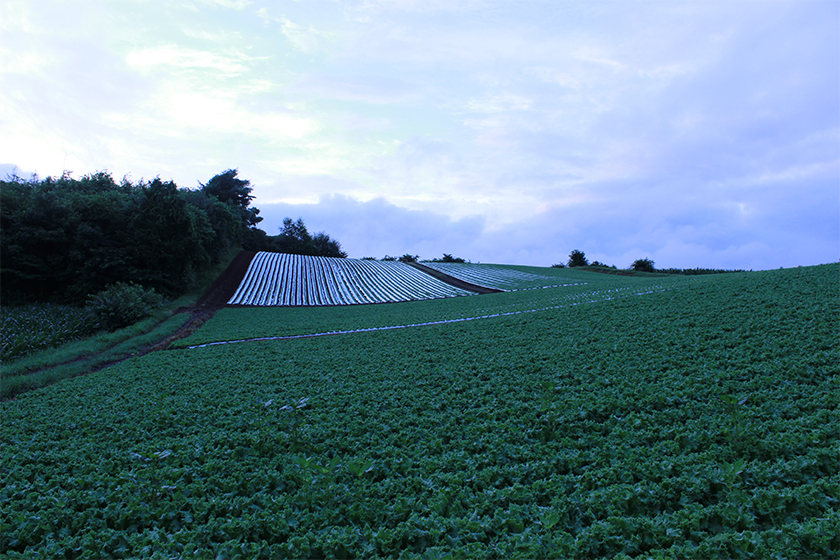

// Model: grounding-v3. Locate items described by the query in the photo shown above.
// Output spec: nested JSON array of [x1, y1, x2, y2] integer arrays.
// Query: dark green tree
[[129, 178, 215, 293], [200, 169, 262, 227], [632, 258, 656, 272], [1, 170, 269, 304], [312, 231, 347, 258], [276, 217, 313, 254], [430, 253, 466, 263], [269, 217, 346, 257], [183, 189, 248, 258], [567, 249, 589, 268]]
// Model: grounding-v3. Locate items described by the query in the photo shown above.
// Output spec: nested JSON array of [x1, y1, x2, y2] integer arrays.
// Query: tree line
[[553, 249, 746, 275], [0, 169, 345, 305]]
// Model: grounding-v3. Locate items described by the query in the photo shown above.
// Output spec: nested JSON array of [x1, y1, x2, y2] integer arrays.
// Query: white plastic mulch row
[[421, 262, 578, 291], [228, 252, 475, 306]]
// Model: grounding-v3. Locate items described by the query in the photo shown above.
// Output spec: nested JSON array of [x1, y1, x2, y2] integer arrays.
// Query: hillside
[[2, 263, 837, 558]]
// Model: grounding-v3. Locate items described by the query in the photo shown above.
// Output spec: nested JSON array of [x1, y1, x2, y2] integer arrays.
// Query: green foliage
[[428, 254, 467, 263], [175, 267, 679, 347], [129, 178, 217, 292], [361, 253, 419, 262], [312, 232, 347, 258], [86, 282, 164, 331], [590, 261, 615, 268], [660, 267, 749, 275], [567, 249, 589, 267], [199, 168, 261, 227], [0, 303, 100, 362], [0, 310, 191, 399], [246, 217, 347, 258], [1, 264, 837, 558], [0, 170, 258, 303], [632, 258, 656, 272]]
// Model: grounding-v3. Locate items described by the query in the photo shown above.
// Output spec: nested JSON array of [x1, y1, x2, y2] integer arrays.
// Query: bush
[[86, 282, 164, 331], [567, 249, 589, 268], [631, 258, 656, 273], [428, 254, 466, 263]]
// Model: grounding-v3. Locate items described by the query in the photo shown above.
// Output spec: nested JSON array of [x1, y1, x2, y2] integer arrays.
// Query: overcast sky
[[1, 0, 837, 269]]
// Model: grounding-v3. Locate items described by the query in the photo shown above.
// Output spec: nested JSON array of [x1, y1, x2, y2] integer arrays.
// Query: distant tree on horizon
[[567, 249, 589, 268], [270, 217, 347, 258], [428, 253, 466, 263], [632, 258, 656, 272]]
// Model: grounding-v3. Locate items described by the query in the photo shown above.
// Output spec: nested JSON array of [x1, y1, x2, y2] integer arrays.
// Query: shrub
[[567, 249, 589, 267], [86, 282, 164, 331], [428, 254, 466, 263], [631, 258, 656, 273]]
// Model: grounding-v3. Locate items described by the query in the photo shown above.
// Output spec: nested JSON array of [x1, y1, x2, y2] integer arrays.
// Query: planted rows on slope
[[2, 265, 837, 559], [228, 252, 475, 306], [178, 279, 682, 349], [422, 262, 581, 291]]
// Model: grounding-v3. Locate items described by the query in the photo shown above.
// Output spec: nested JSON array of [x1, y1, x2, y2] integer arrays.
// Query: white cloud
[[279, 16, 334, 54], [181, 27, 244, 42], [1, 0, 837, 269], [126, 44, 252, 75], [466, 92, 533, 113], [193, 0, 252, 9]]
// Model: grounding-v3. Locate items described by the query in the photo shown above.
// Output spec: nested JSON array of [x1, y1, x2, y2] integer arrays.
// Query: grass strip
[[0, 248, 242, 399], [0, 310, 191, 399]]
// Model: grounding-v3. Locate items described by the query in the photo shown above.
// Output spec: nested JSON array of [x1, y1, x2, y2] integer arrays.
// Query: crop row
[[178, 271, 685, 348], [422, 262, 579, 291], [186, 285, 675, 349], [228, 252, 474, 306], [0, 303, 100, 363], [2, 264, 837, 559]]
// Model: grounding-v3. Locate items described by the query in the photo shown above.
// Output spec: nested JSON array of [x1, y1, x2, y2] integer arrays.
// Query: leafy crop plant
[[1, 263, 837, 558]]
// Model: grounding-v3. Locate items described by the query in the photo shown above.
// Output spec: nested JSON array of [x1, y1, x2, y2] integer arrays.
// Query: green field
[[2, 264, 838, 559]]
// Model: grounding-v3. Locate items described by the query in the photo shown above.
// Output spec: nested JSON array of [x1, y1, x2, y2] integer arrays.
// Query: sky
[[1, 0, 838, 270]]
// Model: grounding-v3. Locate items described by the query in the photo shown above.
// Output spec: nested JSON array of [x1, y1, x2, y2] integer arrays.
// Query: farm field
[[1, 303, 100, 362], [177, 267, 680, 349], [419, 262, 582, 291], [1, 264, 838, 559], [228, 253, 476, 306]]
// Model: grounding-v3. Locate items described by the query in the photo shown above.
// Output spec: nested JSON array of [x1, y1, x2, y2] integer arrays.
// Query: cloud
[[126, 44, 252, 76], [251, 169, 838, 270], [292, 73, 422, 104], [1, 0, 837, 270], [257, 194, 487, 260]]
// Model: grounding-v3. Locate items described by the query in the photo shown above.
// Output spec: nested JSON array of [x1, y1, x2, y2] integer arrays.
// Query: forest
[[0, 169, 345, 305]]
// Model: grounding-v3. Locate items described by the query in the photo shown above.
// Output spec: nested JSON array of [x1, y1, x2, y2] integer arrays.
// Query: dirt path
[[149, 250, 255, 351], [2, 252, 257, 399]]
